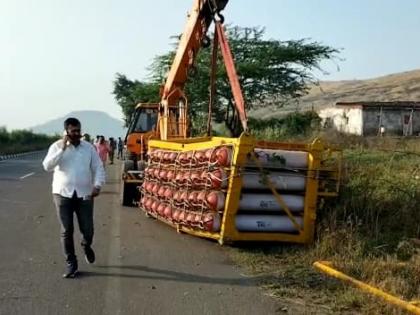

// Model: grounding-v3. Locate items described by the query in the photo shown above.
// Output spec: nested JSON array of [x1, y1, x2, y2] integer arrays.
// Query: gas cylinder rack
[[140, 133, 341, 244]]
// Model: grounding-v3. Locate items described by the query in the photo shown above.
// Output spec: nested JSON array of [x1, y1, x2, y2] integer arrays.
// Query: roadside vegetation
[[0, 127, 58, 155], [229, 112, 420, 314]]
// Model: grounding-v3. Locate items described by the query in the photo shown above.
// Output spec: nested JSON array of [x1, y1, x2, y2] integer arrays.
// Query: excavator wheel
[[121, 160, 135, 206], [137, 160, 147, 171], [122, 160, 134, 172]]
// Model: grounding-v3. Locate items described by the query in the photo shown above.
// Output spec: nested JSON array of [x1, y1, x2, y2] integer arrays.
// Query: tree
[[112, 73, 160, 126], [113, 25, 339, 132]]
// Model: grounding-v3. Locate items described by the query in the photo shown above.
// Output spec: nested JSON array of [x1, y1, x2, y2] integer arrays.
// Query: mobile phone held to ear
[[62, 130, 70, 146]]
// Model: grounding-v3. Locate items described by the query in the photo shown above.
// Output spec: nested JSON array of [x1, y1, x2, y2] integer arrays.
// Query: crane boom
[[162, 0, 227, 98], [159, 0, 228, 140]]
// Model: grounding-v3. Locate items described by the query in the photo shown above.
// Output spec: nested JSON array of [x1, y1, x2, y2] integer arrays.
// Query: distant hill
[[250, 69, 420, 119], [30, 111, 126, 138]]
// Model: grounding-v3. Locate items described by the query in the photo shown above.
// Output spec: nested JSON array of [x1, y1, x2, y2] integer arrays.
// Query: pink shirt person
[[95, 136, 110, 165]]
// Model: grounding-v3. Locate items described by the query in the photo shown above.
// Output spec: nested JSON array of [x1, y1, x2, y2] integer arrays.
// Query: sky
[[1, 0, 420, 130]]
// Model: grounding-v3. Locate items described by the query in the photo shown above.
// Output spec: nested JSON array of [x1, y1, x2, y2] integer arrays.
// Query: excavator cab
[[121, 103, 159, 206], [125, 103, 159, 159], [122, 101, 189, 206]]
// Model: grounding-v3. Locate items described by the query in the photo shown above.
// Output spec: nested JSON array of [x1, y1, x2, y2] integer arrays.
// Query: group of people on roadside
[[80, 133, 124, 166]]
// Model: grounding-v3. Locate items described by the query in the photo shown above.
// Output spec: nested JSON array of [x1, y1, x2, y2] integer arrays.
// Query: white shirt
[[42, 140, 106, 198]]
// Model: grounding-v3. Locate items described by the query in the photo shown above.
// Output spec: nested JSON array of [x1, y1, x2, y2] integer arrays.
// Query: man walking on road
[[117, 137, 124, 160], [42, 118, 105, 278]]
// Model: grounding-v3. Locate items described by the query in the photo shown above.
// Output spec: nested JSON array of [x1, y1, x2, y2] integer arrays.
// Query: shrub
[[249, 111, 321, 140], [0, 127, 58, 155]]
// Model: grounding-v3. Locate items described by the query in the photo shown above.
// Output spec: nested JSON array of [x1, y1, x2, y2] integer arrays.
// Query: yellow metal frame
[[146, 133, 341, 244]]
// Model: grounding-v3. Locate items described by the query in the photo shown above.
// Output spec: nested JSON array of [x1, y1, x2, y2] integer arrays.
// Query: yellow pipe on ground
[[313, 261, 420, 315]]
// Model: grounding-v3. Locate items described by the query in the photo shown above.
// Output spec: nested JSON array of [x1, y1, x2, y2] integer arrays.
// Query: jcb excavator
[[121, 0, 231, 206]]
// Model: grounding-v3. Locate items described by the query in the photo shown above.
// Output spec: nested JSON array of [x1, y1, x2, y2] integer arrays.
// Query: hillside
[[251, 69, 420, 119], [30, 110, 126, 138]]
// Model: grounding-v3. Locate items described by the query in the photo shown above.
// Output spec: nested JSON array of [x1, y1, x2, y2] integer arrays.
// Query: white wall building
[[318, 102, 420, 136]]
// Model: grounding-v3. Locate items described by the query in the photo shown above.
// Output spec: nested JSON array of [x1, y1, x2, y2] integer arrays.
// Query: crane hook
[[215, 12, 224, 24]]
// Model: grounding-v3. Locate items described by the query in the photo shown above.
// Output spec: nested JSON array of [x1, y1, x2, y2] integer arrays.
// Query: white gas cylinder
[[242, 172, 306, 191], [235, 215, 303, 232], [252, 149, 308, 169], [239, 193, 304, 212]]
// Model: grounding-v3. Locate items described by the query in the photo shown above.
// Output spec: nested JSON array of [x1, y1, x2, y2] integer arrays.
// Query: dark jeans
[[117, 148, 123, 159], [53, 193, 94, 263], [109, 150, 115, 163]]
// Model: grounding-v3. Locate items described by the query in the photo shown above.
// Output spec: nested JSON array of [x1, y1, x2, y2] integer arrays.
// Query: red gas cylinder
[[178, 210, 186, 222], [206, 191, 226, 211], [164, 187, 173, 199], [145, 198, 153, 210], [204, 149, 213, 162], [172, 209, 180, 222], [175, 171, 184, 184], [156, 150, 164, 161], [208, 168, 227, 189], [152, 183, 160, 196], [188, 191, 198, 204], [186, 212, 195, 225], [197, 191, 207, 205], [153, 168, 160, 178], [179, 171, 189, 185], [151, 200, 159, 213], [178, 152, 188, 165], [162, 152, 170, 163], [149, 149, 158, 162], [146, 167, 154, 177], [166, 169, 175, 181], [159, 169, 167, 181], [200, 170, 208, 185], [157, 203, 165, 216], [168, 152, 178, 164], [202, 212, 221, 232], [190, 171, 202, 187], [193, 213, 202, 226], [142, 181, 149, 193], [194, 150, 206, 164], [158, 185, 166, 198], [186, 151, 194, 164], [180, 191, 188, 204], [163, 205, 172, 219], [173, 191, 181, 203], [212, 146, 231, 166]]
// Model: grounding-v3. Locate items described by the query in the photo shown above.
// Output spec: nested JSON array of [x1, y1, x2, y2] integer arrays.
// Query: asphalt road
[[0, 153, 280, 315]]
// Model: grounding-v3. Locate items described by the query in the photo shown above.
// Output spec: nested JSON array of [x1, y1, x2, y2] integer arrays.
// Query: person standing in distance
[[42, 118, 105, 278], [95, 135, 110, 167], [108, 137, 116, 164], [117, 137, 124, 160]]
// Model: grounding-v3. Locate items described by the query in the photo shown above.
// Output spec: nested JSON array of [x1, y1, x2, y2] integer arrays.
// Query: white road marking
[[20, 172, 35, 179]]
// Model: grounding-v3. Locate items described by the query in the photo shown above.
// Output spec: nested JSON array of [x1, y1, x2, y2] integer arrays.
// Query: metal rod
[[207, 25, 219, 136], [215, 21, 248, 132], [313, 261, 420, 315]]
